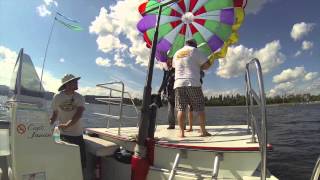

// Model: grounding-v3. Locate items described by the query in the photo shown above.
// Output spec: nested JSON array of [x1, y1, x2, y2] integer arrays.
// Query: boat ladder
[[168, 152, 223, 180]]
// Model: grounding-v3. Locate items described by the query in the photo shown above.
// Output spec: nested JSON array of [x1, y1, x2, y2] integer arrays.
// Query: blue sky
[[0, 0, 319, 98]]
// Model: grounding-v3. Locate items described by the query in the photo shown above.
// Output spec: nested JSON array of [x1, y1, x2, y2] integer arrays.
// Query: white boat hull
[[85, 125, 278, 180]]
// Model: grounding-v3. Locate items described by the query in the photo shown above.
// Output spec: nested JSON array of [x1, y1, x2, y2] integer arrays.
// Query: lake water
[[1, 96, 319, 180]]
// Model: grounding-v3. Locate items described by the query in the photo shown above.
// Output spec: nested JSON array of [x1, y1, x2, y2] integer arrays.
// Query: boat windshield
[[10, 51, 45, 98]]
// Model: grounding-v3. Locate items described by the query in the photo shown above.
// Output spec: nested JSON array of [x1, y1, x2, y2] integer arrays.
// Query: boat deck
[[86, 125, 272, 152]]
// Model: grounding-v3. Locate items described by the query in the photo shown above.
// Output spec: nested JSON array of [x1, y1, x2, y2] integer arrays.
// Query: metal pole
[[40, 13, 57, 91], [135, 0, 179, 156], [136, 5, 162, 149]]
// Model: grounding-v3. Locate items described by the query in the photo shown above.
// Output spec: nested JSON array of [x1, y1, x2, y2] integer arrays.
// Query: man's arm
[[158, 70, 168, 94], [201, 60, 211, 70], [49, 110, 58, 125], [59, 106, 85, 129]]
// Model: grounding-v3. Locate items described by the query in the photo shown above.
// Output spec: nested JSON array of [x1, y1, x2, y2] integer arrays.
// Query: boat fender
[[113, 147, 133, 164]]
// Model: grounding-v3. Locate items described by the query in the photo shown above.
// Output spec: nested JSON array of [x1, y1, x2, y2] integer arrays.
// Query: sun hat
[[58, 74, 81, 91]]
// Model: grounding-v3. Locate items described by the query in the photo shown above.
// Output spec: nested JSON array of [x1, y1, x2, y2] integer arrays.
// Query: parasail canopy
[[137, 0, 246, 67]]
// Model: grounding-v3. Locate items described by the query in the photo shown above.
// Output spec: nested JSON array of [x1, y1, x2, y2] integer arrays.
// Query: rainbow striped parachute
[[137, 0, 246, 67]]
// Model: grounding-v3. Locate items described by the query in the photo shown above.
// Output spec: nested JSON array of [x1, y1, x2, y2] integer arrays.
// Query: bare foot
[[178, 134, 185, 138], [186, 129, 193, 132], [199, 131, 211, 137]]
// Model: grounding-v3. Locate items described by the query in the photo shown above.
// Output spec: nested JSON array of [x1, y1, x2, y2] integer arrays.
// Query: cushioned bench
[[83, 135, 119, 157]]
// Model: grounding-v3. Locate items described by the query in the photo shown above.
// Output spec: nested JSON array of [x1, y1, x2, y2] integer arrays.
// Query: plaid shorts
[[175, 86, 205, 112]]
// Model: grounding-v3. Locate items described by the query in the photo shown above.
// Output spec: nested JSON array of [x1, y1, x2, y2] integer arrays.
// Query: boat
[[0, 48, 284, 180]]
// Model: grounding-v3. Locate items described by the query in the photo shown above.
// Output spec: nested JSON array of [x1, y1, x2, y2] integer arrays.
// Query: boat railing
[[310, 156, 320, 180], [245, 58, 268, 180], [93, 81, 140, 135]]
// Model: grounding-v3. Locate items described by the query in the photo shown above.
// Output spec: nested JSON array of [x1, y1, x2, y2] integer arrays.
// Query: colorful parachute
[[137, 0, 246, 67]]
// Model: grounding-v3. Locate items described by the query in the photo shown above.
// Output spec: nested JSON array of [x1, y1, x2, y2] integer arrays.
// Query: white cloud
[[272, 67, 318, 84], [304, 72, 318, 81], [268, 82, 294, 97], [269, 67, 319, 96], [89, 7, 115, 35], [114, 53, 126, 67], [89, 0, 151, 68], [37, 4, 51, 17], [35, 67, 60, 93], [245, 0, 271, 14], [302, 41, 313, 51], [96, 35, 127, 53], [293, 41, 313, 56], [0, 46, 18, 86], [273, 67, 306, 83], [36, 0, 58, 17], [96, 57, 111, 67], [216, 40, 285, 79], [290, 22, 315, 41], [78, 86, 108, 96], [44, 0, 58, 7], [59, 58, 65, 63], [304, 77, 320, 95]]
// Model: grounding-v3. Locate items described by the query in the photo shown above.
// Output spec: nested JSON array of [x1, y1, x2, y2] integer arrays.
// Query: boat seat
[[83, 135, 119, 157]]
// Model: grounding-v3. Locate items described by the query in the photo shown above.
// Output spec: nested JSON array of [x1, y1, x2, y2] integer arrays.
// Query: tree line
[[158, 93, 320, 107], [205, 93, 320, 106]]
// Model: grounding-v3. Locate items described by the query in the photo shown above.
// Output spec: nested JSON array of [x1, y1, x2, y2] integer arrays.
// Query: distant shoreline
[[203, 101, 320, 107]]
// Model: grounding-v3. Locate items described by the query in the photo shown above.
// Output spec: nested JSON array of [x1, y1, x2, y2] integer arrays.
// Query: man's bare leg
[[198, 111, 211, 136], [186, 110, 193, 132], [177, 111, 185, 137]]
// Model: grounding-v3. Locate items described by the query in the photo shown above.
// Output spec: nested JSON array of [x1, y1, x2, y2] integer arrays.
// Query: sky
[[0, 0, 319, 98]]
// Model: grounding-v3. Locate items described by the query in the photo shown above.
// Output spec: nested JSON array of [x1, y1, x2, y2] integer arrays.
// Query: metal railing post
[[95, 81, 140, 135], [212, 153, 223, 180], [245, 58, 268, 180], [168, 153, 180, 180], [107, 89, 112, 128], [118, 82, 124, 135]]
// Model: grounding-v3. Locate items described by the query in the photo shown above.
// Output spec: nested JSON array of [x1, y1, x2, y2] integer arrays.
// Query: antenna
[[39, 12, 57, 91]]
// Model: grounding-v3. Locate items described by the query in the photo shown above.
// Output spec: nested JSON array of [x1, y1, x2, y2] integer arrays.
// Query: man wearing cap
[[49, 74, 86, 169], [172, 39, 211, 138]]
